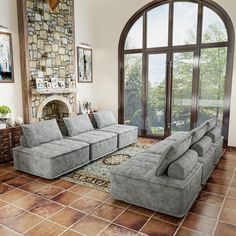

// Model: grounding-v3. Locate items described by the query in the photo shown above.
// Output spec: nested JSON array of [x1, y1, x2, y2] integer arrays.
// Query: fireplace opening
[[40, 100, 70, 135]]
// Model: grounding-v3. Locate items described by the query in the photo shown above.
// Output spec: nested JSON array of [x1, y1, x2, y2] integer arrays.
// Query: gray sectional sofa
[[111, 118, 224, 218], [13, 111, 138, 179]]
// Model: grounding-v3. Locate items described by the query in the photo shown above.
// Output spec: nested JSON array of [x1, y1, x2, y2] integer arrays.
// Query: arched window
[[119, 0, 234, 144]]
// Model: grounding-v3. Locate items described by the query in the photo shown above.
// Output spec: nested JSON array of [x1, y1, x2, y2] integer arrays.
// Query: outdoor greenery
[[124, 23, 227, 135]]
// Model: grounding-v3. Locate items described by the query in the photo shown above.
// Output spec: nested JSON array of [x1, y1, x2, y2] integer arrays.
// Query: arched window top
[[120, 0, 235, 144], [123, 0, 232, 50], [202, 6, 228, 43]]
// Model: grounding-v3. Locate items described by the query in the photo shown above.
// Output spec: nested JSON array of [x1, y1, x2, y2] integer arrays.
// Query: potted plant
[[0, 105, 11, 118]]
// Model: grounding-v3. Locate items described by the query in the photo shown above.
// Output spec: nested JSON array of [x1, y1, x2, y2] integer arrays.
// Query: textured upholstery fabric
[[67, 130, 117, 161], [168, 150, 198, 180], [213, 136, 224, 165], [64, 114, 94, 137], [204, 118, 217, 132], [191, 136, 212, 157], [13, 139, 90, 179], [198, 146, 215, 184], [149, 132, 192, 176], [206, 127, 222, 143], [21, 120, 63, 148], [20, 136, 27, 147], [93, 111, 117, 128], [190, 123, 207, 144], [100, 124, 138, 148], [111, 158, 202, 217]]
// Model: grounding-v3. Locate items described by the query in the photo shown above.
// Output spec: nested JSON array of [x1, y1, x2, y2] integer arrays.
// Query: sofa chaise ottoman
[[111, 132, 203, 218], [64, 114, 118, 161], [93, 111, 138, 148], [13, 120, 90, 179]]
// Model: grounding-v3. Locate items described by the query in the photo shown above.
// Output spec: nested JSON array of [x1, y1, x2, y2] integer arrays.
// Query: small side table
[[0, 126, 22, 163]]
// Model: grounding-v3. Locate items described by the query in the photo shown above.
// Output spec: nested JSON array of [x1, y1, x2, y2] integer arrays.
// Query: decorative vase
[[15, 117, 23, 125], [0, 113, 10, 119], [7, 117, 15, 127], [0, 122, 6, 129]]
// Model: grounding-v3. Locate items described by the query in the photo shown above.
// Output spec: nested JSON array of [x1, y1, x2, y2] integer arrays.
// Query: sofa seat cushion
[[64, 114, 94, 137], [206, 127, 222, 143], [131, 152, 162, 165], [99, 124, 138, 148], [15, 139, 89, 159], [67, 130, 118, 161], [93, 111, 117, 128], [21, 119, 63, 148], [191, 136, 212, 157], [13, 139, 90, 179], [190, 123, 208, 145], [167, 150, 198, 180]]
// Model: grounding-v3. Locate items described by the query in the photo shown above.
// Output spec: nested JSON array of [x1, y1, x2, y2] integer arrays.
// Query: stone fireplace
[[17, 0, 77, 123]]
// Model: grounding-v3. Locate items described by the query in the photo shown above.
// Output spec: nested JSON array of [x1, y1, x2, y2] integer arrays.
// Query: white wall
[[0, 0, 23, 119], [76, 0, 236, 146], [74, 0, 98, 109]]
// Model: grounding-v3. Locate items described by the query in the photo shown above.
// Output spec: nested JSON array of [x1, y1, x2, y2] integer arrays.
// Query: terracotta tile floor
[[0, 139, 236, 235]]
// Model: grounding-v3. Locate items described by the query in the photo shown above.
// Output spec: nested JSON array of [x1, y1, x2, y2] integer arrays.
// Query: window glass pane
[[198, 47, 227, 126], [173, 2, 198, 46], [172, 52, 194, 133], [124, 54, 143, 132], [202, 7, 228, 43], [125, 17, 143, 49], [147, 54, 167, 136], [147, 4, 169, 48]]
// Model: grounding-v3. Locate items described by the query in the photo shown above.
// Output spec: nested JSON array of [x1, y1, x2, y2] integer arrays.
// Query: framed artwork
[[51, 77, 58, 88], [36, 79, 44, 89], [0, 32, 14, 83], [77, 46, 93, 83]]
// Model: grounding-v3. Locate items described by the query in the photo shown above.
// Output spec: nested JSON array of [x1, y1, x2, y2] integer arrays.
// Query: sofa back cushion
[[190, 123, 208, 144], [93, 111, 117, 129], [21, 119, 63, 148], [206, 127, 222, 143], [203, 118, 217, 132], [154, 132, 193, 176], [167, 149, 198, 180], [64, 114, 94, 137], [191, 136, 212, 157]]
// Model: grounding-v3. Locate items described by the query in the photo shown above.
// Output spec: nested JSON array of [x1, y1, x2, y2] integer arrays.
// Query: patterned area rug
[[62, 143, 150, 192]]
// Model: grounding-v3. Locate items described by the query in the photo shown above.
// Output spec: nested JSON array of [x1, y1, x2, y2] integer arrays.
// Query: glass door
[[171, 51, 195, 133], [146, 53, 167, 137]]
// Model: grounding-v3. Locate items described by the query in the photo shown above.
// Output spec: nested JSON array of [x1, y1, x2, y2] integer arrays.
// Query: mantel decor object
[[47, 0, 60, 13]]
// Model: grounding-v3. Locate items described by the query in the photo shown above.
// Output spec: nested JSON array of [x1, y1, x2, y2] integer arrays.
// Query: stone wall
[[25, 0, 76, 121]]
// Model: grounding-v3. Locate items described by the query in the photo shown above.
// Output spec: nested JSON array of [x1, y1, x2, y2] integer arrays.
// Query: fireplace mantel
[[32, 88, 76, 95]]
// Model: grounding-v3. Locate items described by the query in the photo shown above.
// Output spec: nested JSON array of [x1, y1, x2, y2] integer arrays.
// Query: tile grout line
[[211, 166, 236, 236]]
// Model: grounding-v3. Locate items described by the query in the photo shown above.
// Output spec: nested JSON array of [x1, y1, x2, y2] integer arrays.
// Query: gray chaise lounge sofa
[[13, 111, 138, 179], [111, 118, 224, 218]]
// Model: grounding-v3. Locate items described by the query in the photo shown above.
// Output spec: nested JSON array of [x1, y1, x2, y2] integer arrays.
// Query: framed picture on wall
[[77, 46, 93, 83], [0, 32, 14, 83]]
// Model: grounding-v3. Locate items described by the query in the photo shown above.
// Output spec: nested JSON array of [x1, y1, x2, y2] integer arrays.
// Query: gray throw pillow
[[167, 150, 198, 180], [155, 132, 193, 176], [93, 111, 117, 128], [21, 119, 63, 148], [64, 114, 94, 137], [191, 136, 212, 157], [206, 127, 222, 143]]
